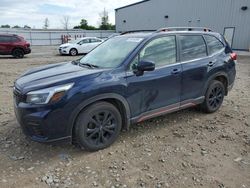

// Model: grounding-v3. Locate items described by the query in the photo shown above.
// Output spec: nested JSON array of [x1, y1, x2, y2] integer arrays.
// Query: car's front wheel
[[69, 48, 78, 56], [74, 102, 122, 151], [201, 80, 225, 113], [12, 48, 24, 58]]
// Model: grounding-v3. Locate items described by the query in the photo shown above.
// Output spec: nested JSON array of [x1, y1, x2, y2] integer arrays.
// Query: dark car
[[0, 34, 31, 58], [13, 27, 236, 151]]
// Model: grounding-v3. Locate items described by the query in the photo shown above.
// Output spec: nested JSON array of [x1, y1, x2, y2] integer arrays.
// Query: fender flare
[[67, 93, 131, 138], [202, 72, 229, 96]]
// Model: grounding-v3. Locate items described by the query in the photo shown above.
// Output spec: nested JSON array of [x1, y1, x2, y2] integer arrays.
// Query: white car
[[59, 37, 103, 56]]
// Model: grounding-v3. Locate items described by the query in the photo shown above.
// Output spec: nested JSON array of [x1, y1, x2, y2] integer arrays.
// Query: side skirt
[[130, 96, 204, 123]]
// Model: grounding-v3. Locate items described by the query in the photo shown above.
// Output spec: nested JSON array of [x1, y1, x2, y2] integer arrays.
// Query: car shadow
[[0, 107, 203, 169], [0, 56, 29, 59]]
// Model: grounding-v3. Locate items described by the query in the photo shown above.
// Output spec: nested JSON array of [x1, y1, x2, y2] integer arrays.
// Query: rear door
[[178, 35, 209, 104], [0, 36, 12, 54], [126, 35, 182, 118]]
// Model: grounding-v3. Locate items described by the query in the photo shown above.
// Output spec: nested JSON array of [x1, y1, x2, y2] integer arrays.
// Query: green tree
[[24, 25, 31, 29], [99, 9, 115, 30], [12, 25, 21, 28], [1, 24, 10, 28], [80, 19, 88, 29], [44, 18, 49, 29], [73, 19, 97, 30]]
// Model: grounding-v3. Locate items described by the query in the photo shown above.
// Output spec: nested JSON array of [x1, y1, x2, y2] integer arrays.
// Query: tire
[[69, 48, 78, 56], [201, 80, 225, 113], [74, 101, 122, 151], [12, 48, 24, 58]]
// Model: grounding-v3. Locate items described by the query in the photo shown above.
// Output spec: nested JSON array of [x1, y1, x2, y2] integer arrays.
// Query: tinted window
[[180, 35, 207, 61], [0, 36, 4, 42], [0, 36, 12, 43], [204, 35, 224, 55], [90, 38, 101, 43], [140, 36, 176, 67], [12, 37, 20, 42], [78, 39, 89, 45]]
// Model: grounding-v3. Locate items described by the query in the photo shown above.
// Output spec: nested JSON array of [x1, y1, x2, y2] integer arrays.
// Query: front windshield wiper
[[79, 63, 100, 69]]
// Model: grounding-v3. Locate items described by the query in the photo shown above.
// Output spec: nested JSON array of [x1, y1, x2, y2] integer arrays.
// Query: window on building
[[179, 35, 207, 61], [204, 35, 224, 55]]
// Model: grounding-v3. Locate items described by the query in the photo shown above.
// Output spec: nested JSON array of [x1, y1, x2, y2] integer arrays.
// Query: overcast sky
[[0, 0, 139, 29]]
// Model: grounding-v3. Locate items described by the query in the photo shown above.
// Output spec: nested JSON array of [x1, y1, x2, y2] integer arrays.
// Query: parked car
[[59, 37, 103, 56], [13, 27, 236, 151], [0, 34, 31, 58]]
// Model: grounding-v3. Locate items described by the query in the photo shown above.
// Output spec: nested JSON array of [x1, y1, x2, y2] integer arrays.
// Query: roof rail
[[156, 27, 212, 33], [120, 30, 155, 35]]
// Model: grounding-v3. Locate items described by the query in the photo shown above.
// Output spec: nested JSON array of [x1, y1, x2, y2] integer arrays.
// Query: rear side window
[[204, 35, 224, 55], [90, 38, 101, 43], [0, 36, 12, 43], [78, 39, 90, 45], [179, 35, 207, 61]]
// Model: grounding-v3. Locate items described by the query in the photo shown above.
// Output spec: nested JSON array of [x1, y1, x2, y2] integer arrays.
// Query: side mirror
[[134, 60, 155, 76]]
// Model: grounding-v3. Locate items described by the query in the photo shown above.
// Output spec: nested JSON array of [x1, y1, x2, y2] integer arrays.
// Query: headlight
[[26, 83, 74, 104], [62, 46, 69, 49]]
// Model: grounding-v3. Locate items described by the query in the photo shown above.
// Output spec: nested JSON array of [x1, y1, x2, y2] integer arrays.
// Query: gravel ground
[[0, 46, 249, 188]]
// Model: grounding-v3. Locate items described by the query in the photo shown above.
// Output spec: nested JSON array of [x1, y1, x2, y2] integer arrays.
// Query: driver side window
[[79, 39, 89, 45], [130, 36, 176, 70]]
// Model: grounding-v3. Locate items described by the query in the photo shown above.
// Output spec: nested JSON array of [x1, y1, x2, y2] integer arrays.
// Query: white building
[[115, 0, 250, 50]]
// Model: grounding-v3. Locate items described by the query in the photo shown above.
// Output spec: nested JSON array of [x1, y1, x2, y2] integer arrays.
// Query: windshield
[[79, 37, 143, 68]]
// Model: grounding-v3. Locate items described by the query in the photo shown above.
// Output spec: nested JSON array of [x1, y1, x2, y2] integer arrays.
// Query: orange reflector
[[50, 91, 65, 103]]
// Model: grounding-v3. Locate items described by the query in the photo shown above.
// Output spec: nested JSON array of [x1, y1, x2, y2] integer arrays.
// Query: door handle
[[171, 68, 181, 75], [207, 61, 215, 67]]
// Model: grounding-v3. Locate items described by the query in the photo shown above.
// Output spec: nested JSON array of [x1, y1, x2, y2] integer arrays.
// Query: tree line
[[1, 9, 115, 30]]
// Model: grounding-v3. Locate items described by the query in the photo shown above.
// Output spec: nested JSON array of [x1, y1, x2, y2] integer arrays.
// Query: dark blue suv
[[13, 27, 236, 151]]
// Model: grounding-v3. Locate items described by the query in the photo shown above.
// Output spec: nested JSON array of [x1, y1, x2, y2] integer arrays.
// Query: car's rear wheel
[[69, 48, 78, 56], [12, 48, 24, 58], [201, 80, 225, 113], [74, 101, 122, 151]]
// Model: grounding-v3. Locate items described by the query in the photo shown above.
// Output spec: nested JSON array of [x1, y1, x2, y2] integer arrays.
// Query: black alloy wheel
[[74, 102, 122, 151], [12, 49, 24, 58], [201, 80, 225, 113]]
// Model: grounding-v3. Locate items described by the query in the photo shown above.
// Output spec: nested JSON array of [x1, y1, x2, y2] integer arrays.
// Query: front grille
[[13, 86, 26, 104]]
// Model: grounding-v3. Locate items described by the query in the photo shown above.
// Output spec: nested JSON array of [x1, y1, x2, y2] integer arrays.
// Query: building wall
[[0, 29, 115, 46], [115, 0, 250, 50]]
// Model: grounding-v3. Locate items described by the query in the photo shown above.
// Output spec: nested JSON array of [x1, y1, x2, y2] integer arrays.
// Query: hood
[[15, 62, 104, 93], [59, 43, 74, 48]]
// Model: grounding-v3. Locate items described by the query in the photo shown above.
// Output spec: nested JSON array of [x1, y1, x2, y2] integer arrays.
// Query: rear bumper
[[228, 82, 234, 92]]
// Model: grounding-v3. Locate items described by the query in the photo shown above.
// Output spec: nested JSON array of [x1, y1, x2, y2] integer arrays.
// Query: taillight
[[26, 43, 30, 47], [230, 52, 237, 61]]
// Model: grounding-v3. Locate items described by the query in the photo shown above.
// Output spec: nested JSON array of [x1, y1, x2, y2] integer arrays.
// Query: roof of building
[[115, 0, 150, 11]]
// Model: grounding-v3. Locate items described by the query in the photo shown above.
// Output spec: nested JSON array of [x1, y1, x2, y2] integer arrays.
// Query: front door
[[126, 35, 182, 119]]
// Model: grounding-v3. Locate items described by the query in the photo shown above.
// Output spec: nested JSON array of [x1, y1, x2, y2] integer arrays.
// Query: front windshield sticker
[[126, 38, 143, 43]]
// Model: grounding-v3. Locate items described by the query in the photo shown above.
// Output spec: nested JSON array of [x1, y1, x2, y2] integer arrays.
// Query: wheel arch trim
[[203, 72, 229, 96], [67, 93, 131, 139]]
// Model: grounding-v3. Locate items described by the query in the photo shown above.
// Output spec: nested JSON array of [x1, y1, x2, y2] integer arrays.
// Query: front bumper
[[24, 47, 31, 54], [59, 48, 69, 55], [13, 89, 72, 143]]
